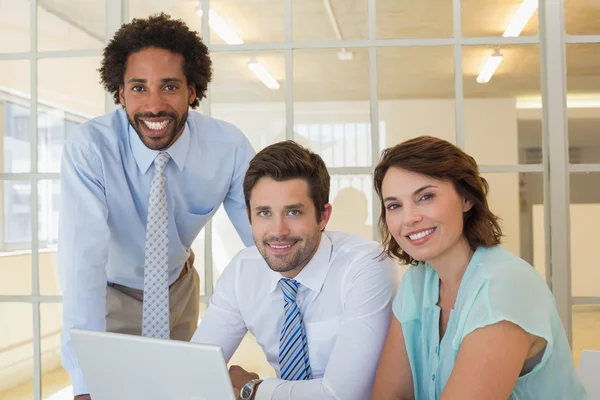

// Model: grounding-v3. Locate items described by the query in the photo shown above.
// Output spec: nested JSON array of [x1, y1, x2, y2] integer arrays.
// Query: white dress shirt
[[58, 109, 255, 395], [192, 231, 396, 400]]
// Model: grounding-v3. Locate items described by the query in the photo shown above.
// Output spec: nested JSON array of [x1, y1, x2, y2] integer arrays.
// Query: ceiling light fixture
[[197, 8, 243, 45], [503, 0, 538, 37], [477, 48, 503, 84], [516, 95, 600, 109], [248, 60, 280, 90], [476, 0, 537, 84]]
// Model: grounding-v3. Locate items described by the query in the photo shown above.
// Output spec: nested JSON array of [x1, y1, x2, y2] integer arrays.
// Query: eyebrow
[[254, 203, 305, 211], [126, 77, 183, 84], [284, 203, 305, 210], [383, 185, 437, 202]]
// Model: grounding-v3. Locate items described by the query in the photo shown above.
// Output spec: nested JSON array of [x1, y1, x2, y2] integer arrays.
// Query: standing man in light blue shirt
[[58, 13, 255, 400]]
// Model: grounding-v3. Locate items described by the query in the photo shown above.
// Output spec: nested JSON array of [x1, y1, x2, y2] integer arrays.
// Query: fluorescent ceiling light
[[516, 95, 600, 109], [477, 49, 503, 84], [248, 60, 280, 90], [197, 8, 243, 45], [503, 0, 538, 37]]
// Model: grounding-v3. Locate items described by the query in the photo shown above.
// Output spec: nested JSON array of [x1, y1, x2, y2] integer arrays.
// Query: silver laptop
[[71, 328, 237, 400], [577, 349, 600, 398]]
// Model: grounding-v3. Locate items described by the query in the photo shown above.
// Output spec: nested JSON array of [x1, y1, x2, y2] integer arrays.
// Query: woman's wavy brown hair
[[373, 136, 502, 264]]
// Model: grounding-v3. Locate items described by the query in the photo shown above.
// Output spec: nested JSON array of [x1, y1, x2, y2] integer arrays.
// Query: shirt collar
[[129, 121, 190, 173], [268, 232, 333, 295]]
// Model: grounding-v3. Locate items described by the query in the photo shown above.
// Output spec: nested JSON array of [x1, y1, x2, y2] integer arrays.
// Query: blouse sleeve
[[454, 258, 556, 363]]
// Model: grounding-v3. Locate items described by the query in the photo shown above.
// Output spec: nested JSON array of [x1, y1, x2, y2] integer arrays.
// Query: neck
[[427, 237, 474, 293]]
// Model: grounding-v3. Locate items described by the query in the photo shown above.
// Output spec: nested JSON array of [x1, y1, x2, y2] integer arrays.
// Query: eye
[[164, 84, 178, 91], [386, 203, 401, 211], [131, 85, 144, 92], [287, 210, 301, 217], [419, 193, 434, 201], [258, 211, 270, 217]]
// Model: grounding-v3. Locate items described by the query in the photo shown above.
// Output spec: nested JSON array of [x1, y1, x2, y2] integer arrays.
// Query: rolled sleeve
[[255, 378, 286, 400]]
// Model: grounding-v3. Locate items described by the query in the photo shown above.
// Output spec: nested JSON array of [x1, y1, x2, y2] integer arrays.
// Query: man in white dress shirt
[[192, 141, 396, 400]]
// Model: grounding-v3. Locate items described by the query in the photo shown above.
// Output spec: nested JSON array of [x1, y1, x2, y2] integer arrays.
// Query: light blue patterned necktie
[[279, 278, 312, 381], [142, 152, 171, 339]]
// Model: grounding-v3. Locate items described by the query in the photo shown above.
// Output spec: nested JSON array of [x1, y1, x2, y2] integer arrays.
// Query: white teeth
[[408, 228, 435, 241], [271, 244, 292, 249], [143, 120, 170, 130]]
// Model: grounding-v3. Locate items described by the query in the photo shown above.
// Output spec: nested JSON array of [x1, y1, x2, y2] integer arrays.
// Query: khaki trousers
[[105, 250, 200, 341]]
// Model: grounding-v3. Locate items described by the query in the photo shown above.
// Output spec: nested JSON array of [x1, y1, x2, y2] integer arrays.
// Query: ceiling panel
[[565, 0, 600, 35], [211, 51, 285, 103], [293, 48, 370, 102], [129, 0, 203, 35], [378, 46, 455, 99], [210, 0, 284, 43], [567, 44, 600, 94], [377, 0, 454, 38], [461, 0, 538, 37], [463, 45, 541, 98], [35, 0, 600, 102], [40, 0, 105, 40], [294, 0, 368, 41], [38, 0, 106, 51]]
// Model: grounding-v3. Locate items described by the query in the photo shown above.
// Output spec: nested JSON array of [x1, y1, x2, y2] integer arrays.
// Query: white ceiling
[[38, 0, 600, 102]]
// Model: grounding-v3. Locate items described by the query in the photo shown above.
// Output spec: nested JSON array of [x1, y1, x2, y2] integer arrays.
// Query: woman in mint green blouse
[[371, 136, 587, 400]]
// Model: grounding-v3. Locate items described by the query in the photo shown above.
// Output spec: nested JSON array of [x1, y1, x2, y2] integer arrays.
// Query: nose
[[145, 90, 167, 114], [271, 215, 290, 237], [403, 203, 423, 226]]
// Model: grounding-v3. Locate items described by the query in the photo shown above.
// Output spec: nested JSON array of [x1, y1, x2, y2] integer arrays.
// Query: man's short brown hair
[[243, 141, 330, 221]]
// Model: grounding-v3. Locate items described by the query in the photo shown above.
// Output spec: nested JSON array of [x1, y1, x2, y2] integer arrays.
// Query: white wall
[[534, 204, 600, 297]]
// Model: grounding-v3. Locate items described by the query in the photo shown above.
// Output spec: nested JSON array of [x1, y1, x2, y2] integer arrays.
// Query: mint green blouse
[[392, 245, 587, 399]]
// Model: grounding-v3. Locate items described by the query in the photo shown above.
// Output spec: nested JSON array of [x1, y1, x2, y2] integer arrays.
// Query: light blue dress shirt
[[393, 245, 587, 399], [58, 108, 255, 395]]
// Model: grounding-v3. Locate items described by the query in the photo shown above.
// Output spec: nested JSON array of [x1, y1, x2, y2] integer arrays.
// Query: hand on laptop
[[229, 365, 259, 394], [74, 395, 91, 400]]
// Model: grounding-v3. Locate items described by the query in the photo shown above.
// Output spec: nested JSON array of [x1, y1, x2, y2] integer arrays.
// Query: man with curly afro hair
[[58, 13, 255, 399]]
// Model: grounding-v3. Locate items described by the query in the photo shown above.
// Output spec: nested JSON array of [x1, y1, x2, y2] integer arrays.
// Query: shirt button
[[432, 374, 436, 381], [434, 346, 438, 354]]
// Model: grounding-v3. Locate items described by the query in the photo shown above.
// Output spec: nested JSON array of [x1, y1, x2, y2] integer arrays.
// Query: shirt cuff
[[255, 378, 286, 400], [68, 367, 89, 396]]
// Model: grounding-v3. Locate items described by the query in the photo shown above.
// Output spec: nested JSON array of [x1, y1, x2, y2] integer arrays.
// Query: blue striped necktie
[[279, 278, 312, 381]]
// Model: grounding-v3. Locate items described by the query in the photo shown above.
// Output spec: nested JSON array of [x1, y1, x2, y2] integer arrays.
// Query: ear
[[188, 84, 196, 105], [318, 204, 333, 231], [119, 85, 125, 107], [463, 197, 474, 213]]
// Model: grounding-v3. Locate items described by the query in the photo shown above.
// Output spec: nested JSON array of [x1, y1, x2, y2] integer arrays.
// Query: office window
[[2, 102, 77, 250], [3, 101, 30, 174], [295, 122, 378, 167]]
